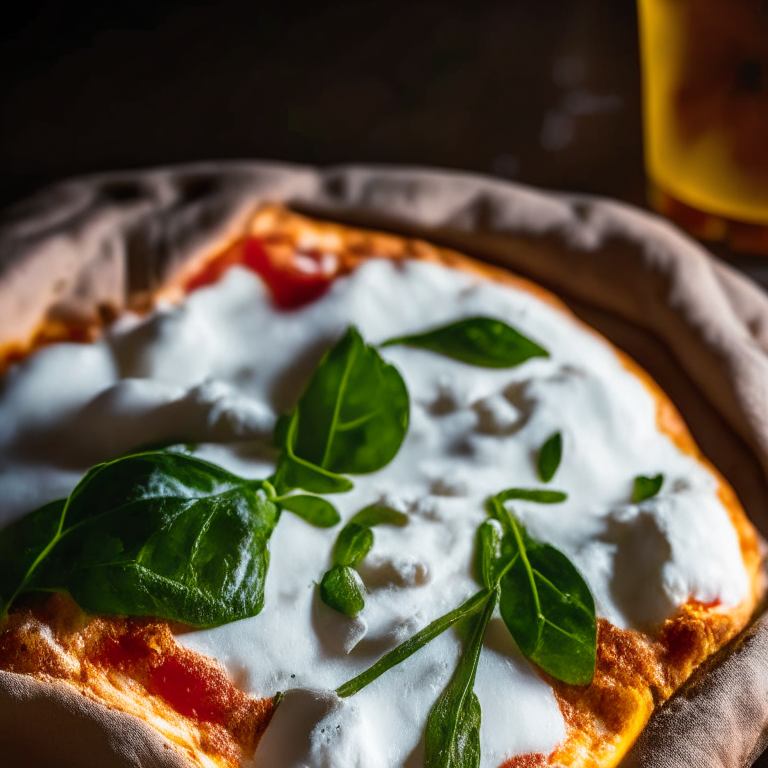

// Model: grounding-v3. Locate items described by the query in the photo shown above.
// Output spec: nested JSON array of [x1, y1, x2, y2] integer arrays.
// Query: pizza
[[0, 204, 763, 768]]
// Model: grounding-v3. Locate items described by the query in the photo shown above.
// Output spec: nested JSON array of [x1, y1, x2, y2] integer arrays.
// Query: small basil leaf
[[537, 432, 562, 483], [273, 412, 353, 495], [496, 488, 567, 504], [349, 504, 409, 528], [319, 565, 366, 618], [424, 591, 496, 768], [292, 326, 409, 475], [332, 523, 374, 568], [495, 501, 596, 686], [632, 474, 663, 503], [1, 452, 280, 629], [0, 499, 66, 618], [336, 589, 489, 698], [277, 495, 341, 528], [320, 503, 409, 613], [382, 316, 548, 369]]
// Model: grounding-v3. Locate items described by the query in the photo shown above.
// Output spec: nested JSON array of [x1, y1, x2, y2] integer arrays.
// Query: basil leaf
[[0, 452, 279, 629], [277, 494, 341, 527], [496, 488, 567, 504], [475, 519, 515, 590], [319, 565, 366, 618], [493, 500, 596, 685], [382, 316, 548, 368], [332, 523, 374, 568], [336, 589, 489, 698], [537, 432, 562, 483], [349, 504, 409, 528], [289, 326, 409, 475], [0, 499, 66, 619], [272, 411, 353, 495], [424, 590, 497, 768], [632, 474, 663, 503], [321, 504, 408, 613]]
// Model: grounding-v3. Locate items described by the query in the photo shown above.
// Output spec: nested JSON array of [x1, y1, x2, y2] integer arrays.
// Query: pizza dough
[[1, 164, 768, 768]]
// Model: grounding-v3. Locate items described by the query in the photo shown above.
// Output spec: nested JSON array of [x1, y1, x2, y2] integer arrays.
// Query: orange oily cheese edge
[[0, 204, 764, 768]]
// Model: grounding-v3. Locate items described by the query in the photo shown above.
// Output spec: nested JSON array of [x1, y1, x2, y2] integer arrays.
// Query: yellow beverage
[[638, 0, 768, 253]]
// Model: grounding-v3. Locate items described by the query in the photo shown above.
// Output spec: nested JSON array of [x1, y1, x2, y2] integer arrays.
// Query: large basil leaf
[[0, 499, 66, 619], [493, 499, 596, 685], [336, 589, 489, 698], [286, 326, 409, 476], [424, 590, 497, 768], [0, 453, 279, 629], [382, 316, 548, 368]]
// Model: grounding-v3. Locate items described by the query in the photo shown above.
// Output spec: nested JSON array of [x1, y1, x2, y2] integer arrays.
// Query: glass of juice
[[638, 0, 768, 254]]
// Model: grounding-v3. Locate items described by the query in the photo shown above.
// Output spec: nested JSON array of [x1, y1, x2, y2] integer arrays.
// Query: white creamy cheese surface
[[0, 258, 750, 767]]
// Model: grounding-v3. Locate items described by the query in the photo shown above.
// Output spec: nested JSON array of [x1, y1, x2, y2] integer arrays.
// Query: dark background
[[1, 0, 644, 210], [2, 3, 767, 764]]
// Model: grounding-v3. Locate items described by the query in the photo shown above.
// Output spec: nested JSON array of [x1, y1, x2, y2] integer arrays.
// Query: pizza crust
[[1, 163, 767, 767]]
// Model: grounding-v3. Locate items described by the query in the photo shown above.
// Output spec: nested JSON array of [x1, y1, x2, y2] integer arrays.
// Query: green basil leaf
[[494, 500, 596, 685], [349, 504, 409, 528], [332, 523, 374, 568], [0, 452, 279, 629], [475, 519, 515, 590], [0, 499, 66, 619], [273, 412, 292, 449], [382, 316, 548, 368], [319, 565, 366, 618], [496, 488, 567, 504], [277, 494, 341, 528], [320, 503, 409, 614], [291, 326, 409, 475], [272, 412, 353, 495], [537, 432, 562, 483], [632, 474, 663, 503], [336, 589, 489, 698], [424, 591, 497, 768]]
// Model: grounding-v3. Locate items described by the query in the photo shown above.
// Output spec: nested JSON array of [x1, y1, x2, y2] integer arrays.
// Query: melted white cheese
[[0, 258, 749, 767]]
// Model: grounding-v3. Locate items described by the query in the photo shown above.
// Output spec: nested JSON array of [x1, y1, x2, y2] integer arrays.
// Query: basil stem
[[336, 589, 489, 698], [382, 316, 548, 369], [424, 589, 498, 768]]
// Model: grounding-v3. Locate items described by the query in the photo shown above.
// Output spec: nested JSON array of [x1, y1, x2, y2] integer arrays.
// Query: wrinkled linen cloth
[[0, 163, 767, 767]]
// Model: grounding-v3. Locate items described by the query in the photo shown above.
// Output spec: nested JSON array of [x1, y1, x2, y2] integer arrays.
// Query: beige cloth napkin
[[1, 163, 766, 767]]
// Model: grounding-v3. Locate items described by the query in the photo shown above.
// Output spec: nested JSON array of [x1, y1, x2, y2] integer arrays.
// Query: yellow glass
[[638, 0, 768, 253]]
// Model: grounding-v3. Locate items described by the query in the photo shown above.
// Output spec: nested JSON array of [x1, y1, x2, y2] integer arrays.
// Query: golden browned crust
[[0, 204, 763, 768], [0, 594, 274, 768]]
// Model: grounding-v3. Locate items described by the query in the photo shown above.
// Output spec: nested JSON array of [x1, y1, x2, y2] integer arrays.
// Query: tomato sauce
[[185, 236, 336, 309]]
